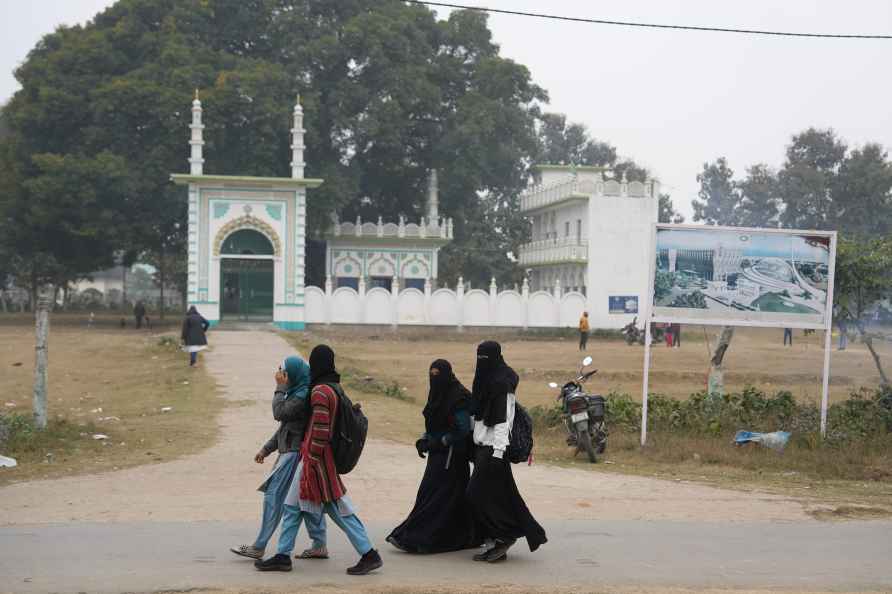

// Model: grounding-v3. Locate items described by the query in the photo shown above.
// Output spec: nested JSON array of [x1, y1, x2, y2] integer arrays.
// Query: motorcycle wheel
[[577, 427, 597, 463]]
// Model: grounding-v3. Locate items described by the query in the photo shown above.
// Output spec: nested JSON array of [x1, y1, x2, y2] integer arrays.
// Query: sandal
[[297, 546, 329, 559]]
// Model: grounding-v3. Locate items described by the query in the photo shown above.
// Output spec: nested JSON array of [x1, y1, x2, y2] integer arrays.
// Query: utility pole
[[32, 285, 53, 429]]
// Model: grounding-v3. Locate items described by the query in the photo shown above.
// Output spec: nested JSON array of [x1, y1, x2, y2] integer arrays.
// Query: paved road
[[1, 519, 891, 593]]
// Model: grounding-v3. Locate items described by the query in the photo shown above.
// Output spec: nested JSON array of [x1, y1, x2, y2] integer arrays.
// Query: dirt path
[[0, 330, 810, 525]]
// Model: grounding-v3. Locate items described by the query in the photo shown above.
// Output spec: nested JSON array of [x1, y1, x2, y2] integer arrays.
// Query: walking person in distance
[[181, 306, 209, 366]]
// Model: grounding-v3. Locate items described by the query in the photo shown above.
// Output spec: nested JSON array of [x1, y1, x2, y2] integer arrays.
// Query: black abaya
[[387, 448, 479, 554], [467, 448, 547, 552]]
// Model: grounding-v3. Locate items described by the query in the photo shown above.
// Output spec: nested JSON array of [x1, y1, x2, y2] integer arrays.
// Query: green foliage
[[834, 236, 892, 320], [531, 386, 892, 445], [658, 193, 684, 224], [0, 413, 93, 456], [692, 157, 739, 226]]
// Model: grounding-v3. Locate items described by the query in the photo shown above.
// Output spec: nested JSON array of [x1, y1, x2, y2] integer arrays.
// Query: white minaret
[[189, 89, 205, 175], [427, 169, 439, 221], [291, 95, 306, 179]]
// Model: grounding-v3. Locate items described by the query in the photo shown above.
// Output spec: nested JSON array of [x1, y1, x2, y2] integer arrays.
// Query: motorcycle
[[622, 316, 664, 345], [549, 356, 608, 463]]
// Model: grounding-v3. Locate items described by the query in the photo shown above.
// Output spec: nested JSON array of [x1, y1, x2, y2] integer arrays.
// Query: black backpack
[[326, 383, 368, 475], [507, 401, 534, 464]]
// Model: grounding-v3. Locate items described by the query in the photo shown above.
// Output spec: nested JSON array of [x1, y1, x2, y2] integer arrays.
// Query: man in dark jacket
[[181, 306, 210, 366], [133, 301, 146, 329]]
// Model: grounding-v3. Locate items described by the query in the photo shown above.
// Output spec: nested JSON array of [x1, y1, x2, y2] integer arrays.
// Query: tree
[[834, 143, 892, 238], [777, 128, 847, 230], [691, 157, 744, 396], [536, 112, 616, 166], [658, 194, 685, 224], [692, 157, 740, 226], [4, 0, 550, 290], [736, 164, 779, 228], [834, 236, 892, 386]]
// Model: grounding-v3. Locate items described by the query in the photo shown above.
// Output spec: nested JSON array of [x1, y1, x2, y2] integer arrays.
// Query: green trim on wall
[[171, 174, 323, 188], [275, 321, 306, 331]]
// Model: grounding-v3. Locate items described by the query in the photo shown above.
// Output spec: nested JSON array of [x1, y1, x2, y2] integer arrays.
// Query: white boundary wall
[[305, 277, 586, 329]]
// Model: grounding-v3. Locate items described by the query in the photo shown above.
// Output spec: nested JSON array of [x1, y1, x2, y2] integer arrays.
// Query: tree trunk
[[32, 285, 53, 430], [708, 326, 735, 398], [855, 321, 889, 386], [0, 290, 7, 313]]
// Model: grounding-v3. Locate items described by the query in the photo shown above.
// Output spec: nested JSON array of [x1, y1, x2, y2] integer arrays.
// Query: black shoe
[[473, 548, 493, 562], [254, 554, 292, 572], [347, 549, 383, 575], [485, 539, 515, 563]]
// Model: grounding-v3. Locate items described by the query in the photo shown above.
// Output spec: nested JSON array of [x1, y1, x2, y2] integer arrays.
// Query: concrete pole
[[32, 285, 53, 429]]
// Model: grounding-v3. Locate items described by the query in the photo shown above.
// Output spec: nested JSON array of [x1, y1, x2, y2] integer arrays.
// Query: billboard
[[609, 295, 639, 314], [650, 225, 836, 329]]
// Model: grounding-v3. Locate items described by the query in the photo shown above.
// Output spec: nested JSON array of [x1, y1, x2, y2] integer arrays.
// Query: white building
[[171, 93, 322, 329], [518, 164, 659, 329], [325, 171, 453, 292]]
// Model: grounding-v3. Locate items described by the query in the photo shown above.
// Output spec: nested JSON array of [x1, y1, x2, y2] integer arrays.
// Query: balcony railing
[[520, 178, 589, 213], [329, 215, 453, 240], [517, 238, 588, 267]]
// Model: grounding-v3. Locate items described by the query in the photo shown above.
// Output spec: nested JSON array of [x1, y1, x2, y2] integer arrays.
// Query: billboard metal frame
[[640, 224, 838, 445]]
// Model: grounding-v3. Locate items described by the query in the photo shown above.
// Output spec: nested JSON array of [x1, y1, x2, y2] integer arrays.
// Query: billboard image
[[651, 226, 835, 328]]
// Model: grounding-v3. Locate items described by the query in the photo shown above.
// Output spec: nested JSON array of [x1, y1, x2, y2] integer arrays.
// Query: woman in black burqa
[[386, 359, 479, 554], [466, 341, 547, 563]]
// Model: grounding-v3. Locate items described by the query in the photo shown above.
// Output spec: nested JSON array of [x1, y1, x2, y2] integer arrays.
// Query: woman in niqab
[[466, 341, 546, 563], [386, 359, 478, 554]]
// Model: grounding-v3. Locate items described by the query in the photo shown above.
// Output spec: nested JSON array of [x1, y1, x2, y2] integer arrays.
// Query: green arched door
[[220, 230, 275, 321]]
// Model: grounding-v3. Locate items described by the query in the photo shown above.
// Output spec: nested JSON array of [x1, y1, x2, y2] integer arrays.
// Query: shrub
[[532, 385, 892, 445]]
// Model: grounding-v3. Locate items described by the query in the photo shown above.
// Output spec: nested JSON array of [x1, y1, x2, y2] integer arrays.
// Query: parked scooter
[[549, 356, 607, 463]]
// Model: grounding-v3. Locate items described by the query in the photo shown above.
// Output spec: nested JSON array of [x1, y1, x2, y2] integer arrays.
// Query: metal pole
[[820, 327, 832, 437], [640, 319, 653, 447], [820, 232, 838, 439]]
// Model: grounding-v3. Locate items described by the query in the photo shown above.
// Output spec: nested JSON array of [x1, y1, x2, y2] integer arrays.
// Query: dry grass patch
[[285, 328, 892, 510], [0, 318, 219, 485]]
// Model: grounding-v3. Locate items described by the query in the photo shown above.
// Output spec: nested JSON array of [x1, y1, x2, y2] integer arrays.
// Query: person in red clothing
[[254, 345, 382, 575]]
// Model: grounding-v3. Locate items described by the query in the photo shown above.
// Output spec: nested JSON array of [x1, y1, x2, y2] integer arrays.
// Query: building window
[[369, 276, 393, 291], [565, 221, 570, 237], [576, 219, 582, 242], [337, 277, 359, 290], [404, 278, 425, 291]]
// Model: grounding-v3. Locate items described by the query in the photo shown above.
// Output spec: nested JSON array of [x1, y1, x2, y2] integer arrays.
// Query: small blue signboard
[[609, 295, 639, 314]]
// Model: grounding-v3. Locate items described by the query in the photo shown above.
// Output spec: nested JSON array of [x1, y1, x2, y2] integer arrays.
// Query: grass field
[[0, 315, 219, 485], [287, 326, 892, 511]]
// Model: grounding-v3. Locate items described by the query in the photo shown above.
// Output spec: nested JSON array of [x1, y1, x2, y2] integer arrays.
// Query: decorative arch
[[213, 215, 282, 257], [400, 256, 430, 279]]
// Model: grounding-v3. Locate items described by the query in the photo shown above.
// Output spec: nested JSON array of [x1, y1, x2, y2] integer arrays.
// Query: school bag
[[507, 400, 534, 464], [326, 383, 368, 474]]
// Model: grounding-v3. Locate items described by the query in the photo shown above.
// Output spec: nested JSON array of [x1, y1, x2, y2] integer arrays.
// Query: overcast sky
[[2, 1, 891, 219]]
